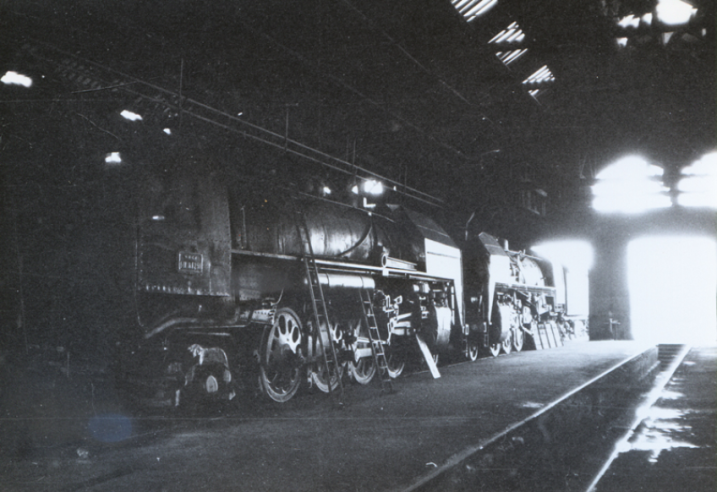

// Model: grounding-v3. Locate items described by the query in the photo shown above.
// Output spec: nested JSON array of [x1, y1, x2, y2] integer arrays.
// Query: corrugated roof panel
[[488, 22, 523, 44], [523, 65, 555, 85]]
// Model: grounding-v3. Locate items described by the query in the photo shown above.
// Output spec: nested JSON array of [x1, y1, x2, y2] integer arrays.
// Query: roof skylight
[[488, 22, 525, 44], [451, 0, 498, 22], [496, 49, 528, 66], [523, 66, 555, 85]]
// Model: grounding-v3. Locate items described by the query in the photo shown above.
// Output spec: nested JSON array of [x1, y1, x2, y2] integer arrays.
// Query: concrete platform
[[1, 341, 657, 492]]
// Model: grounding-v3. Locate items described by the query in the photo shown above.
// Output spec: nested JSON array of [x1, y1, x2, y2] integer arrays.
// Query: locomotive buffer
[[296, 211, 345, 403]]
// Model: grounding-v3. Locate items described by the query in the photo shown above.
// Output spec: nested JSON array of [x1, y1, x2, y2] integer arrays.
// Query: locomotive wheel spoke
[[310, 362, 343, 393], [309, 317, 344, 393], [347, 318, 376, 385], [259, 308, 303, 403]]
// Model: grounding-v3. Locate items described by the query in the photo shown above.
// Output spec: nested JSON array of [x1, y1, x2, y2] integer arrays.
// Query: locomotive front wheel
[[512, 327, 525, 352], [258, 307, 303, 403]]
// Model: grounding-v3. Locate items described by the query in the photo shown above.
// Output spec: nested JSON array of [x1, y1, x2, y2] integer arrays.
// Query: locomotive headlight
[[362, 179, 384, 195]]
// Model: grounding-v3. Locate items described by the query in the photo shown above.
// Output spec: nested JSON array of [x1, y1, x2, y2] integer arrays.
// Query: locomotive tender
[[113, 161, 586, 407]]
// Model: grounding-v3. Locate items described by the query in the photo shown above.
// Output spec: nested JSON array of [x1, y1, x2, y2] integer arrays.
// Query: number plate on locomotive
[[178, 252, 203, 273]]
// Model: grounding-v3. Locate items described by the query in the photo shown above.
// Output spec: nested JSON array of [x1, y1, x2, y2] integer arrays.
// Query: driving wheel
[[258, 308, 303, 403]]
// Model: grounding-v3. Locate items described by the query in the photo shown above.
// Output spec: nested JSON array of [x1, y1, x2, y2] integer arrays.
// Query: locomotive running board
[[415, 334, 441, 379]]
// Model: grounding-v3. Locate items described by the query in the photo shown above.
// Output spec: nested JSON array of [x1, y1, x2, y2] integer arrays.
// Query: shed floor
[[2, 341, 656, 492]]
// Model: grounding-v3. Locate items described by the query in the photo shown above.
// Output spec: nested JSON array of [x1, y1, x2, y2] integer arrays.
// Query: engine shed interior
[[0, 1, 714, 491]]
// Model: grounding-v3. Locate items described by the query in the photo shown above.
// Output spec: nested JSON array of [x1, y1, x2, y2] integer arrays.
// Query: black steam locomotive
[[99, 159, 586, 407], [114, 161, 463, 405]]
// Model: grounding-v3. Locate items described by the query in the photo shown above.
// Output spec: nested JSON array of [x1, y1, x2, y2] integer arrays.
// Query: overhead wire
[[16, 38, 445, 208]]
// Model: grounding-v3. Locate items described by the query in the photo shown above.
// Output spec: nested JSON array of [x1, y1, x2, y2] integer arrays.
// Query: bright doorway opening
[[627, 236, 717, 345]]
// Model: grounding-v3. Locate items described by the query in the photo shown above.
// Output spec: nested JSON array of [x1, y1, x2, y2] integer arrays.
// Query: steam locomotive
[[104, 160, 587, 407], [462, 232, 587, 360], [112, 162, 461, 406]]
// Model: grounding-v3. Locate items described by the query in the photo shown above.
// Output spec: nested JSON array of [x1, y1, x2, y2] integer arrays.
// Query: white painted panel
[[425, 238, 464, 327]]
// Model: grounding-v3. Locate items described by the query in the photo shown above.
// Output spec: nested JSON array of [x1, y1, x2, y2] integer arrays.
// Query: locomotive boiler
[[119, 164, 464, 405]]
